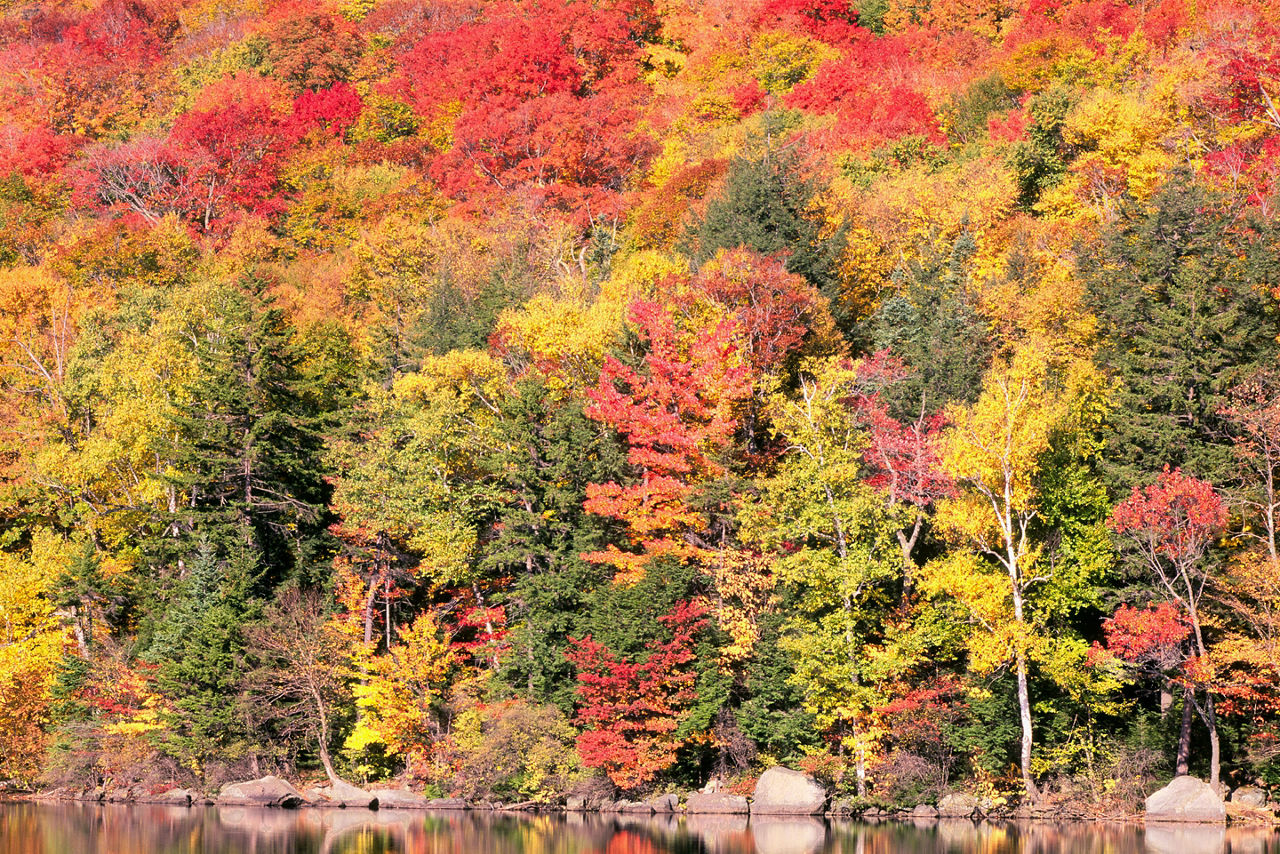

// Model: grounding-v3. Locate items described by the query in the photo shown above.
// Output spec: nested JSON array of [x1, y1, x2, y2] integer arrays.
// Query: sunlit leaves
[[566, 600, 706, 791]]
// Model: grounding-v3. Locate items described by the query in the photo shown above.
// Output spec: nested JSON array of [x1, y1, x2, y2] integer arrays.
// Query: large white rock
[[1145, 776, 1226, 823], [218, 776, 307, 808], [750, 767, 827, 815]]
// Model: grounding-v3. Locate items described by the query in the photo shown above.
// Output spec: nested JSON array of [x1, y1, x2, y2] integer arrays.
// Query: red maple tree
[[566, 600, 706, 791]]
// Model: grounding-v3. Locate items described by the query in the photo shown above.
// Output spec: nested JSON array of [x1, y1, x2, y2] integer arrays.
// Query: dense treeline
[[2, 0, 1280, 811]]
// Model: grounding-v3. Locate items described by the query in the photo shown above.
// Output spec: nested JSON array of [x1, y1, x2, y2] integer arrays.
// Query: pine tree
[[481, 378, 625, 708], [163, 275, 334, 587], [871, 230, 990, 418], [1085, 175, 1280, 491], [148, 537, 258, 771], [692, 145, 848, 330]]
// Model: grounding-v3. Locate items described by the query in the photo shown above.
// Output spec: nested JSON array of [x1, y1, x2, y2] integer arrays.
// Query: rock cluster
[[218, 776, 307, 808]]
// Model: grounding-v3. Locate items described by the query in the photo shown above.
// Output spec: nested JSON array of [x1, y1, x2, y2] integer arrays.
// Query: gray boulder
[[751, 767, 827, 815], [369, 788, 428, 809], [910, 804, 939, 818], [1145, 776, 1226, 823], [219, 776, 307, 808], [1230, 786, 1268, 808], [142, 788, 194, 806], [426, 797, 468, 809], [310, 780, 378, 809], [685, 792, 749, 814], [565, 795, 588, 811], [828, 798, 856, 817], [937, 793, 979, 818], [648, 793, 678, 812], [619, 800, 655, 814]]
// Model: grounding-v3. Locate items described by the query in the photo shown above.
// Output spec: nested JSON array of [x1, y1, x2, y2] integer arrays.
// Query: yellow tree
[[345, 610, 456, 772], [936, 348, 1070, 801], [0, 530, 68, 782], [743, 355, 905, 795]]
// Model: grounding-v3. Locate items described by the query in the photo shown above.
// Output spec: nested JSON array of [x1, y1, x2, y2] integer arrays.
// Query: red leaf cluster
[[786, 42, 945, 150], [1094, 602, 1191, 670], [565, 600, 706, 790], [391, 0, 656, 218], [1109, 466, 1226, 569]]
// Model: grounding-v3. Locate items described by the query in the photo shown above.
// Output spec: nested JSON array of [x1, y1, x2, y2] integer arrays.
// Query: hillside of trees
[[2, 0, 1280, 811]]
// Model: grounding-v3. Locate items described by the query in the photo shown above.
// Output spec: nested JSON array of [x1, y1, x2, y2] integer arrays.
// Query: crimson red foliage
[[259, 0, 365, 94], [1009, 0, 1136, 52], [74, 76, 298, 232], [566, 600, 706, 791], [1109, 466, 1226, 568], [785, 39, 945, 149], [861, 405, 955, 509], [753, 0, 864, 44], [1141, 0, 1191, 51], [1095, 602, 1191, 671], [0, 125, 79, 178], [685, 250, 826, 377], [291, 82, 364, 138], [391, 0, 656, 217], [584, 299, 749, 575]]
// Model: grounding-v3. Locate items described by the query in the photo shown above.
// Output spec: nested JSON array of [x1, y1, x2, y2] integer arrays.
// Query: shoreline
[[0, 790, 1211, 827], [6, 769, 1275, 828]]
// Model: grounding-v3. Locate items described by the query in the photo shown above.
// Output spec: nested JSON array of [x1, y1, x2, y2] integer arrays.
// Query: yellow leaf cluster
[[0, 533, 66, 781], [348, 611, 456, 762]]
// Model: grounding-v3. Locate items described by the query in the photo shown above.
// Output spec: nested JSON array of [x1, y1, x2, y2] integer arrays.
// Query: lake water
[[0, 803, 1274, 854]]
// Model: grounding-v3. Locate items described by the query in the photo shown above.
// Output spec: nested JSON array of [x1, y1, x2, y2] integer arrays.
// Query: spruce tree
[[163, 274, 334, 588], [1085, 175, 1280, 491], [480, 378, 626, 708], [871, 230, 991, 418], [692, 145, 849, 331], [148, 537, 258, 771]]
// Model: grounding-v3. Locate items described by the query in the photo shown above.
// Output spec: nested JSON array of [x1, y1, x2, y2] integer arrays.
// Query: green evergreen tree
[[1084, 175, 1280, 491], [162, 275, 335, 588], [1009, 83, 1074, 210], [482, 378, 627, 709], [692, 144, 849, 330], [871, 230, 990, 418], [148, 537, 259, 772], [737, 609, 821, 759]]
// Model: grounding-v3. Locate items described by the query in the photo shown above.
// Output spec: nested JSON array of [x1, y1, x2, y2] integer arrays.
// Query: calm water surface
[[1, 804, 1277, 854]]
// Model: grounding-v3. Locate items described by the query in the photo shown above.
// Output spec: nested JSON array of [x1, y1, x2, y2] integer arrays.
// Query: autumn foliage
[[5, 0, 1280, 810], [566, 600, 706, 790]]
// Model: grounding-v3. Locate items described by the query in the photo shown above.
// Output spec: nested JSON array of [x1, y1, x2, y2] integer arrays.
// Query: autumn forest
[[1, 0, 1280, 812]]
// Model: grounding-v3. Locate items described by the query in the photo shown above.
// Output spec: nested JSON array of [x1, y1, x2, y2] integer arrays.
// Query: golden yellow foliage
[[347, 611, 456, 764], [0, 531, 66, 782], [494, 294, 625, 395]]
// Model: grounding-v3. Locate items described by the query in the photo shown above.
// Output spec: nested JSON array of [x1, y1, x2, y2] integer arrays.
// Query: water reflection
[[1, 803, 1278, 854]]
